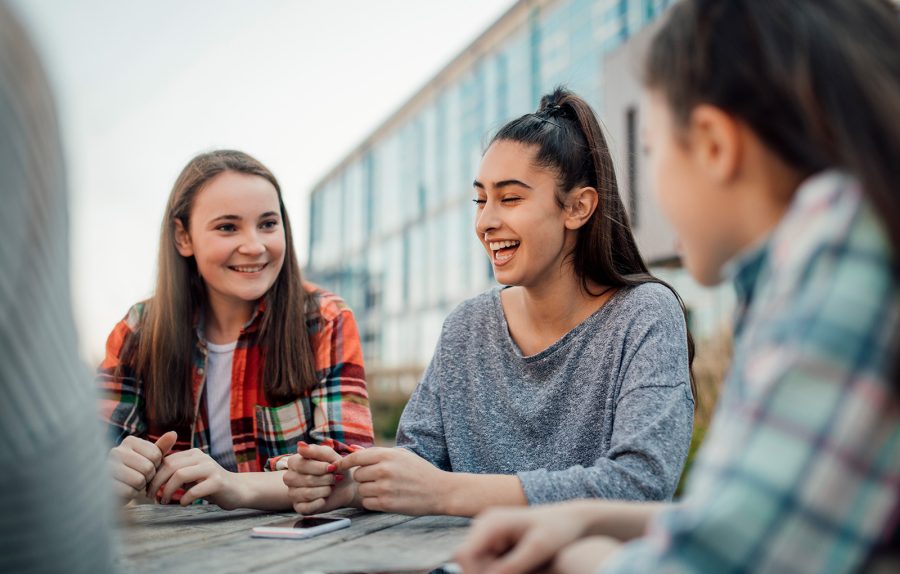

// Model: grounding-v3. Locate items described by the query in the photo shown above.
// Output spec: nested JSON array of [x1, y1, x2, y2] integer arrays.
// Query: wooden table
[[116, 505, 470, 573]]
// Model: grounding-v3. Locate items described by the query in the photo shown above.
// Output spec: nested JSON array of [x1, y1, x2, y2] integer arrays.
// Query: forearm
[[554, 536, 624, 574], [236, 470, 293, 511], [441, 473, 528, 517]]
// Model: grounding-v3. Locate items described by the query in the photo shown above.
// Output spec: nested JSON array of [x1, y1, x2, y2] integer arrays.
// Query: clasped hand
[[283, 443, 450, 515], [108, 431, 245, 508]]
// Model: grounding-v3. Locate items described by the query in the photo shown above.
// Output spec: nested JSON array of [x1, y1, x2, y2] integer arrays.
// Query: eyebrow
[[208, 211, 280, 224], [472, 179, 533, 190]]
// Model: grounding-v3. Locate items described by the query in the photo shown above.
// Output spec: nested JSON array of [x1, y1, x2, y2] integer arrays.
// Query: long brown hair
[[490, 87, 696, 399], [644, 0, 900, 389], [124, 150, 319, 426]]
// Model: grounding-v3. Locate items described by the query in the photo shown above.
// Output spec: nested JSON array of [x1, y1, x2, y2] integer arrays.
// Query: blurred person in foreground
[[0, 2, 115, 572], [456, 0, 900, 572]]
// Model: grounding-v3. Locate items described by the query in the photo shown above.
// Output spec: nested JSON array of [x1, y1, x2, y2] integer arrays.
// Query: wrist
[[230, 470, 256, 508], [581, 500, 655, 541], [438, 471, 465, 516]]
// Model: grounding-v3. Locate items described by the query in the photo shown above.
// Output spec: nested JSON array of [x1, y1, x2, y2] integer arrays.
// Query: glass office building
[[307, 0, 733, 392]]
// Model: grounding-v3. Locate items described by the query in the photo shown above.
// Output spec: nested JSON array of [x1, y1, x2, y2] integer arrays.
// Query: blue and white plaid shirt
[[605, 171, 900, 573]]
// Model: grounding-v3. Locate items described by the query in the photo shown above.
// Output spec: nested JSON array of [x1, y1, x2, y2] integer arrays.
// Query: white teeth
[[489, 240, 520, 251], [232, 264, 265, 273]]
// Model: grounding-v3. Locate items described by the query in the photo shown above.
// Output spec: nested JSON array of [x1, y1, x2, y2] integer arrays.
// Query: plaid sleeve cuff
[[267, 454, 290, 471]]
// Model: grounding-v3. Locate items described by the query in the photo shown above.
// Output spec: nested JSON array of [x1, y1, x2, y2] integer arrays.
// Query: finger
[[348, 444, 365, 452], [352, 462, 387, 484], [297, 441, 342, 463], [334, 447, 388, 472], [455, 542, 490, 574], [122, 435, 166, 468], [154, 431, 178, 456], [458, 514, 527, 569], [488, 529, 557, 574], [117, 448, 158, 482], [112, 462, 149, 491], [360, 496, 386, 512], [356, 481, 385, 499], [147, 453, 196, 497], [288, 485, 333, 503], [283, 469, 339, 488], [112, 479, 142, 501], [179, 477, 219, 506], [293, 497, 327, 515], [160, 464, 209, 504], [456, 528, 517, 574], [286, 453, 332, 476]]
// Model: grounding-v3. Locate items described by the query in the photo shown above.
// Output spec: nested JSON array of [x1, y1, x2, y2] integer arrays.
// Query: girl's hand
[[454, 504, 597, 574], [147, 448, 244, 509], [107, 431, 177, 502], [333, 447, 450, 515], [551, 536, 621, 574], [283, 441, 357, 515]]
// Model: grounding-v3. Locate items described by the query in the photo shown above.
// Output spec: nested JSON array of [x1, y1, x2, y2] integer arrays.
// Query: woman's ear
[[564, 186, 599, 230], [173, 218, 193, 257], [687, 104, 742, 185]]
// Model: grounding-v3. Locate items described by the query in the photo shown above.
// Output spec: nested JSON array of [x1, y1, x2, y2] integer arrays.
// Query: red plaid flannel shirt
[[98, 283, 374, 472]]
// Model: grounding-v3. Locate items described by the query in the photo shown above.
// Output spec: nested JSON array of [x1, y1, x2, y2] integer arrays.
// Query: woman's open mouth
[[489, 240, 520, 266]]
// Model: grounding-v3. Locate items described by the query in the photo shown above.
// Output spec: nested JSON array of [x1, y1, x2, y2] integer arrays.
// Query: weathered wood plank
[[256, 515, 472, 573], [116, 506, 430, 574]]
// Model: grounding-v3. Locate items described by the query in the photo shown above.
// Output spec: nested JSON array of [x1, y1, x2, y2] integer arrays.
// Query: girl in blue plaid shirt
[[457, 0, 900, 572]]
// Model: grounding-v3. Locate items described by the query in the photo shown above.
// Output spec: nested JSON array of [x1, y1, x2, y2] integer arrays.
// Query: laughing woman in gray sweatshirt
[[282, 88, 695, 517]]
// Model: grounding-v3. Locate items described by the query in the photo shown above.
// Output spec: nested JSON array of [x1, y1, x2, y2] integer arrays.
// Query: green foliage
[[370, 393, 408, 444]]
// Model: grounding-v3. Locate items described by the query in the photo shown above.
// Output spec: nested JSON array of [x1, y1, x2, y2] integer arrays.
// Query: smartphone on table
[[251, 515, 351, 539]]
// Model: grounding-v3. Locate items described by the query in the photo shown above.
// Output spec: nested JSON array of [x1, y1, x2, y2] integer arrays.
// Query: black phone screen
[[266, 516, 345, 529]]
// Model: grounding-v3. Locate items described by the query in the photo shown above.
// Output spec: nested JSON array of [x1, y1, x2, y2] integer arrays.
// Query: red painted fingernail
[[298, 441, 308, 448], [326, 464, 337, 473], [334, 474, 345, 482]]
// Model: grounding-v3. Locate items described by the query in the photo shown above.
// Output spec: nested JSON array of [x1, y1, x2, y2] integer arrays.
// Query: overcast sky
[[8, 0, 517, 362]]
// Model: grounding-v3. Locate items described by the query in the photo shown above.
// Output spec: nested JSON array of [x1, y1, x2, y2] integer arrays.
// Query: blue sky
[[8, 0, 516, 362]]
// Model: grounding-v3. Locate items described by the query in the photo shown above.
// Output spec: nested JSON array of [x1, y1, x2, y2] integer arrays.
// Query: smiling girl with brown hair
[[99, 150, 374, 510]]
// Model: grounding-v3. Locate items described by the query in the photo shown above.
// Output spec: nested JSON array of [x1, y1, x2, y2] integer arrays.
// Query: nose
[[475, 199, 500, 239], [238, 230, 266, 256]]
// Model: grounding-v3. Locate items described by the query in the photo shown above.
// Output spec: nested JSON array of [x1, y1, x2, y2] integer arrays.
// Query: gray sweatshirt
[[396, 282, 695, 504]]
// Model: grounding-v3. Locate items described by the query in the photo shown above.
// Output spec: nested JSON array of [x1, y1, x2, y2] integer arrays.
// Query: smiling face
[[174, 170, 286, 320], [473, 140, 576, 288]]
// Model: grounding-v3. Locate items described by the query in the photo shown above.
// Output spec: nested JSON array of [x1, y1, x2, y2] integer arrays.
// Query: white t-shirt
[[205, 340, 239, 472]]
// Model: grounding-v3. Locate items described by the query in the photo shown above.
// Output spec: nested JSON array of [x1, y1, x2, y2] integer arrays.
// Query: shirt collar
[[726, 236, 770, 308], [195, 298, 267, 343]]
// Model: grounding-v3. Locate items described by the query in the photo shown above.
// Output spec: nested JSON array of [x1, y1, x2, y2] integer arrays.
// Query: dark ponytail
[[644, 0, 900, 390], [490, 87, 696, 399]]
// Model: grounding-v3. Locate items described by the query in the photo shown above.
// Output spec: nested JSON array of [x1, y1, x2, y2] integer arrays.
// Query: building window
[[529, 7, 541, 105], [363, 152, 374, 239], [495, 53, 508, 123], [402, 230, 411, 303], [626, 105, 638, 228]]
